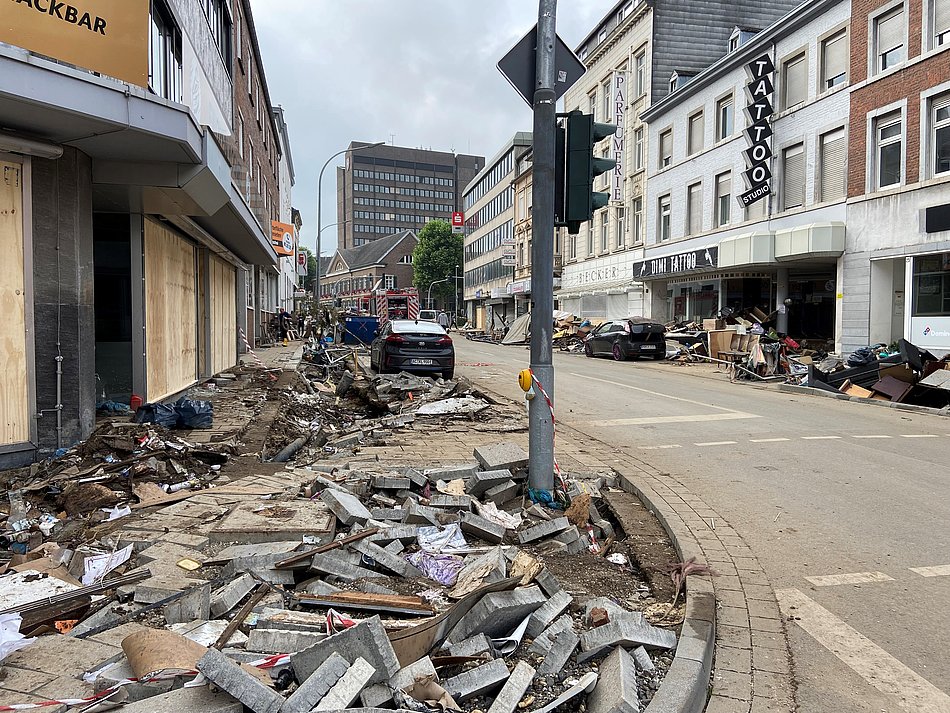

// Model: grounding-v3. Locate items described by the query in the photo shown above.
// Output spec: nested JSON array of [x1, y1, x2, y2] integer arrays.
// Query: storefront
[[556, 253, 645, 319], [907, 251, 950, 354]]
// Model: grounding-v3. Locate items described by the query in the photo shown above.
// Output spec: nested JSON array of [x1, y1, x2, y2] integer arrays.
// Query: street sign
[[451, 211, 464, 234], [502, 256, 517, 266], [497, 25, 586, 107]]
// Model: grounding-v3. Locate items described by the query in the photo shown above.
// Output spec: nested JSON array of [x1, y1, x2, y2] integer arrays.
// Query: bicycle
[[304, 339, 356, 382]]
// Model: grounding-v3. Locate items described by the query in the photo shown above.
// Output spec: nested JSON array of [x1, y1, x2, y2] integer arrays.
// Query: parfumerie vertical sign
[[611, 71, 626, 203], [740, 53, 775, 207], [2, 0, 149, 87]]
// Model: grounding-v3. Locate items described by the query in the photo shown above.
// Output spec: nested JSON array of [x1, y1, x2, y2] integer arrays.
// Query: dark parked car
[[584, 317, 666, 361], [370, 319, 455, 379]]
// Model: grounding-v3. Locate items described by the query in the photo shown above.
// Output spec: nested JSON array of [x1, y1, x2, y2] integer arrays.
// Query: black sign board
[[744, 141, 773, 166], [632, 247, 718, 280], [746, 98, 774, 124], [741, 51, 775, 207], [740, 182, 772, 207], [745, 163, 772, 186], [498, 25, 586, 107], [745, 121, 773, 144], [746, 75, 774, 100], [746, 54, 775, 79]]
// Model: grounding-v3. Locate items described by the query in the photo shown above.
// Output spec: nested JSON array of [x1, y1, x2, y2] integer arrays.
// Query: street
[[453, 337, 950, 712]]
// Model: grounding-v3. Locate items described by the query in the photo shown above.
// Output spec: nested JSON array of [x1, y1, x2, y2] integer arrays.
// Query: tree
[[413, 220, 462, 308]]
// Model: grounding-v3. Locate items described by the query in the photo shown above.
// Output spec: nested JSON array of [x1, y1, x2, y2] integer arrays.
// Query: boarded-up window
[[0, 160, 29, 445], [209, 256, 236, 375], [688, 112, 704, 155], [783, 53, 807, 109], [820, 129, 846, 202], [783, 143, 806, 209], [687, 183, 703, 235]]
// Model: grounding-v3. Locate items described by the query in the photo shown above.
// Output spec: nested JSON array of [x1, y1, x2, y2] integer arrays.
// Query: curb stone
[[778, 383, 950, 417]]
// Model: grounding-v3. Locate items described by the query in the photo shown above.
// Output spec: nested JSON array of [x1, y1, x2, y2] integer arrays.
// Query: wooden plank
[[297, 592, 434, 616], [0, 161, 29, 444], [210, 255, 236, 375]]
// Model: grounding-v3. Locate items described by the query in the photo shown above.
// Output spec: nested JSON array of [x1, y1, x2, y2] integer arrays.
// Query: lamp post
[[427, 277, 450, 309], [314, 141, 385, 316], [453, 264, 461, 327]]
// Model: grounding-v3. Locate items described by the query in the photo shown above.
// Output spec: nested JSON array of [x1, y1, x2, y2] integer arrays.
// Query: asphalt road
[[453, 337, 950, 713]]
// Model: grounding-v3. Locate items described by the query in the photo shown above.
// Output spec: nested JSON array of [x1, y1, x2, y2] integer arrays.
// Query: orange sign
[[271, 221, 295, 256], [2, 0, 149, 87]]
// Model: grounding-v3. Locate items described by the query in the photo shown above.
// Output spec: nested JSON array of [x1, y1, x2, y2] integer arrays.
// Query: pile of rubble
[[1, 440, 678, 712]]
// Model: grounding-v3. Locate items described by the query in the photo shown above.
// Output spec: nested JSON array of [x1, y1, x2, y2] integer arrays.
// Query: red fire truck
[[340, 288, 420, 325]]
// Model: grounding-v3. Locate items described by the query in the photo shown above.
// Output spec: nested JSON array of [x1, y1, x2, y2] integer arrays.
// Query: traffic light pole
[[528, 0, 557, 492]]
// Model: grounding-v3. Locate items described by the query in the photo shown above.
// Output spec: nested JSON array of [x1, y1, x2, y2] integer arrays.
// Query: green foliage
[[413, 220, 462, 306]]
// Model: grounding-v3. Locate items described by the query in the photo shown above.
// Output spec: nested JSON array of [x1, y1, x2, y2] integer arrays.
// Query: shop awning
[[556, 278, 641, 300], [718, 231, 775, 268], [774, 222, 845, 261]]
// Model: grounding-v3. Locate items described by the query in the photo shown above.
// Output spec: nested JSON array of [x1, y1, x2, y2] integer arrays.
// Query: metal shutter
[[784, 144, 806, 209], [784, 55, 807, 108], [820, 129, 846, 202], [689, 113, 704, 154], [688, 184, 703, 234], [822, 32, 847, 85], [878, 9, 903, 51]]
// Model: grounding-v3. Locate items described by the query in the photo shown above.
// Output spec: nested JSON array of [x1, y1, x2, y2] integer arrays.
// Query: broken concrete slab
[[366, 525, 419, 545], [578, 616, 677, 661], [115, 684, 243, 712], [538, 628, 579, 676], [246, 627, 326, 654], [587, 646, 639, 713], [526, 589, 573, 639], [402, 500, 439, 526], [466, 469, 514, 497], [448, 585, 546, 643], [444, 658, 510, 702], [163, 582, 211, 625], [429, 494, 474, 511], [632, 645, 655, 673], [372, 475, 411, 490], [518, 517, 571, 544], [425, 464, 479, 483], [282, 652, 349, 713], [210, 573, 256, 617], [322, 489, 373, 527], [291, 616, 399, 686], [211, 500, 334, 544], [197, 646, 284, 713], [363, 655, 438, 707], [206, 541, 302, 566], [529, 615, 575, 655], [309, 552, 379, 582], [349, 539, 423, 579], [314, 656, 375, 710], [483, 480, 520, 505], [533, 568, 564, 598], [474, 442, 528, 471], [460, 511, 506, 544], [487, 660, 536, 713]]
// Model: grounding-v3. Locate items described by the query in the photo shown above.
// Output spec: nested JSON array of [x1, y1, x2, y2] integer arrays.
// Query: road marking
[[801, 436, 842, 440], [588, 412, 758, 426], [805, 571, 895, 587], [638, 444, 682, 450], [694, 441, 737, 447], [909, 565, 950, 577], [569, 373, 755, 415], [777, 588, 950, 712], [749, 438, 791, 443], [900, 434, 940, 438], [853, 435, 893, 439]]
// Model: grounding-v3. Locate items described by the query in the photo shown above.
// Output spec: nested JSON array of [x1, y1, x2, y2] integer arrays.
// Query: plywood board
[[144, 219, 198, 401], [0, 161, 29, 444], [209, 255, 236, 375]]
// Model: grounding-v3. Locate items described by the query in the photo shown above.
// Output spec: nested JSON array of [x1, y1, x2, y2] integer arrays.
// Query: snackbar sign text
[[739, 53, 775, 208], [3, 0, 149, 86]]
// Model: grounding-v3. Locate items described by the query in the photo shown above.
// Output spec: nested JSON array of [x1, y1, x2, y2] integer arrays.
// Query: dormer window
[[598, 27, 607, 44], [669, 71, 694, 93], [669, 73, 678, 93], [729, 26, 758, 51]]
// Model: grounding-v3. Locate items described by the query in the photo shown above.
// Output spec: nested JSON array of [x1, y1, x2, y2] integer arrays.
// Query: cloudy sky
[[249, 0, 612, 256]]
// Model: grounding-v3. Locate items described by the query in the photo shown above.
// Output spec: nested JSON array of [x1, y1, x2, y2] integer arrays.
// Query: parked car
[[418, 309, 437, 322], [370, 319, 455, 379], [584, 317, 666, 361]]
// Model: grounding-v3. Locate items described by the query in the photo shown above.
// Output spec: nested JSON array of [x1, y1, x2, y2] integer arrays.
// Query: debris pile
[[1, 440, 678, 712]]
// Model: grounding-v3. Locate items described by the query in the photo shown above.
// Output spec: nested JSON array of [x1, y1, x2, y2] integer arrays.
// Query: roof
[[318, 256, 333, 277], [332, 230, 417, 272]]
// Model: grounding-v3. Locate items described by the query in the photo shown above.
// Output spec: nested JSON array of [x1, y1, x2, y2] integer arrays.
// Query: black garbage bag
[[133, 402, 179, 428], [847, 347, 877, 367], [174, 398, 214, 429]]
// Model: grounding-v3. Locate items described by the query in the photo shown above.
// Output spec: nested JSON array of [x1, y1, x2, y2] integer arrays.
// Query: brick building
[[321, 230, 418, 311]]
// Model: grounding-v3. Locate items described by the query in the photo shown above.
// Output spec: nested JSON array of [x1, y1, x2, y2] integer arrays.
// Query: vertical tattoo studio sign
[[611, 71, 626, 203], [740, 53, 775, 207]]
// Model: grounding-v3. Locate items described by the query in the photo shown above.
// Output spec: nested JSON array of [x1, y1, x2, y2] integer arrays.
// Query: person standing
[[437, 310, 450, 331]]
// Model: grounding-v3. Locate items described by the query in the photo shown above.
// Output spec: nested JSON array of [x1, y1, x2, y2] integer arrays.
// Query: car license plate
[[640, 345, 656, 350], [410, 358, 435, 365]]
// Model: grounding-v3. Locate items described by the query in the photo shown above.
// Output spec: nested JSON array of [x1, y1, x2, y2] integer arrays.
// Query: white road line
[[900, 434, 940, 438], [805, 571, 895, 587], [749, 437, 791, 443], [588, 412, 758, 426], [802, 436, 842, 440], [569, 372, 756, 415], [638, 444, 682, 450], [777, 588, 950, 712], [694, 441, 737, 447], [853, 435, 893, 439], [909, 565, 950, 577]]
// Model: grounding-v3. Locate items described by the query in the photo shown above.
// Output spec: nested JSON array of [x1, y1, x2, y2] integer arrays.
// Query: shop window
[[687, 183, 703, 235], [715, 172, 731, 227], [932, 95, 950, 176], [716, 95, 734, 141], [659, 129, 672, 169], [658, 195, 671, 241], [913, 253, 950, 315], [875, 112, 903, 189], [821, 30, 848, 90], [874, 6, 905, 73], [782, 52, 807, 109], [820, 128, 847, 201], [688, 111, 704, 155], [783, 143, 806, 209]]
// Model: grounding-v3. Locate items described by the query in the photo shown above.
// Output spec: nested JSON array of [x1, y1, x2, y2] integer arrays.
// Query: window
[[598, 27, 607, 44], [821, 30, 848, 90], [876, 112, 902, 188], [715, 173, 731, 226], [782, 53, 807, 109], [819, 128, 847, 201], [203, 0, 232, 75], [634, 127, 644, 170], [688, 112, 704, 155], [933, 96, 950, 175], [658, 195, 671, 241], [570, 233, 577, 259], [730, 34, 740, 52], [669, 74, 678, 94], [746, 194, 767, 221], [616, 207, 626, 248], [588, 91, 597, 118], [913, 253, 950, 315], [659, 129, 672, 168], [934, 0, 950, 47], [782, 144, 805, 209], [876, 7, 905, 72], [148, 0, 182, 102], [602, 80, 611, 123], [687, 183, 703, 235], [635, 52, 646, 96], [587, 224, 594, 255], [632, 197, 643, 243], [384, 275, 396, 289], [600, 211, 609, 252], [238, 113, 245, 158], [716, 95, 734, 141], [235, 6, 242, 63]]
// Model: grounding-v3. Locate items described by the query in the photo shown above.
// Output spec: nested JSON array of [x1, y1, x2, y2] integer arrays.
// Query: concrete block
[[404, 468, 428, 488], [518, 517, 570, 544], [309, 552, 378, 582], [370, 507, 405, 521], [360, 684, 394, 708], [584, 597, 638, 625], [425, 464, 479, 482], [384, 540, 405, 555], [159, 531, 211, 549], [314, 656, 375, 710], [444, 659, 510, 702], [372, 476, 411, 490], [210, 573, 256, 617], [328, 431, 363, 449], [322, 489, 372, 526], [367, 525, 420, 545], [587, 646, 639, 713], [579, 616, 677, 661], [448, 633, 492, 657], [483, 480, 520, 505], [350, 539, 423, 579], [632, 645, 655, 673], [487, 661, 535, 713], [526, 589, 573, 638], [388, 655, 437, 692], [291, 616, 399, 686], [529, 615, 574, 655], [466, 469, 514, 497], [593, 518, 616, 539], [197, 646, 284, 713], [116, 684, 242, 712], [429, 494, 474, 510], [246, 628, 326, 654], [164, 583, 211, 625], [403, 500, 439, 525], [534, 568, 564, 598], [282, 652, 349, 713], [448, 585, 546, 642], [538, 628, 579, 675], [474, 442, 528, 471], [358, 580, 399, 596], [460, 512, 506, 544]]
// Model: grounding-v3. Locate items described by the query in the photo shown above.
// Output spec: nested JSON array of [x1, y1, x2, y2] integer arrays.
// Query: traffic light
[[556, 111, 617, 234]]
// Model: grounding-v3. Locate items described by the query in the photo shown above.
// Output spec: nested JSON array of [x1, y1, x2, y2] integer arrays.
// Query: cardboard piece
[[121, 629, 208, 679]]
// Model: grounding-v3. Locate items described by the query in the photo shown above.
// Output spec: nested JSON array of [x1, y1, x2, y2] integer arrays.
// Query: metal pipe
[[528, 0, 558, 492], [271, 435, 309, 463]]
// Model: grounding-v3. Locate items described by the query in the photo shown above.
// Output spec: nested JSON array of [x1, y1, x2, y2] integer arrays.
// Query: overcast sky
[[249, 0, 612, 256]]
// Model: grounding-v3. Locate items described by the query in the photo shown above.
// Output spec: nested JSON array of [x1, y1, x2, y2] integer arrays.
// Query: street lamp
[[314, 141, 385, 314], [427, 277, 450, 309]]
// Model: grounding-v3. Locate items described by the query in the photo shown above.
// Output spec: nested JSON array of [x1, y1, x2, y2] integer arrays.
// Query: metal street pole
[[529, 0, 557, 491], [454, 264, 460, 328], [314, 142, 385, 316], [427, 277, 449, 308]]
